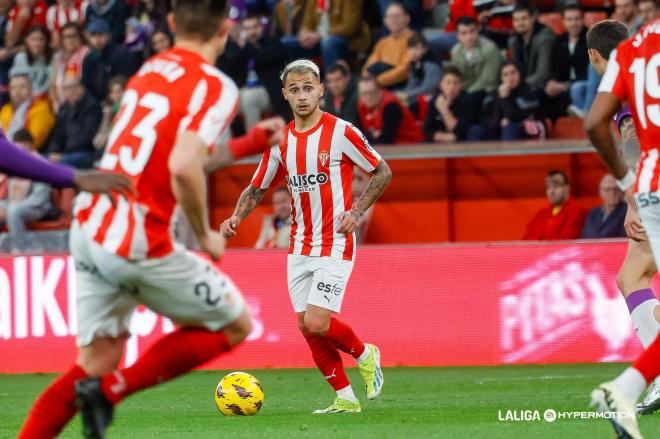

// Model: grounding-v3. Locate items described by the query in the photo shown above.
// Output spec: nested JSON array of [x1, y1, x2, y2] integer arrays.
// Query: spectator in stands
[[0, 73, 54, 149], [255, 186, 292, 249], [0, 0, 16, 104], [5, 0, 48, 48], [50, 23, 89, 111], [613, 0, 643, 34], [82, 19, 141, 102], [580, 174, 626, 239], [397, 33, 441, 108], [148, 28, 172, 56], [423, 66, 482, 143], [357, 74, 424, 145], [508, 4, 555, 92], [133, 0, 170, 38], [481, 61, 542, 140], [376, 0, 423, 30], [362, 2, 414, 89], [450, 16, 502, 95], [322, 0, 370, 68], [48, 73, 102, 168], [523, 170, 586, 240], [233, 14, 288, 130], [123, 16, 149, 54], [639, 0, 659, 25], [543, 5, 588, 121], [9, 26, 52, 98], [0, 129, 53, 252], [475, 0, 515, 49], [84, 0, 131, 45], [93, 75, 125, 150], [46, 0, 86, 48], [323, 61, 359, 126], [274, 0, 321, 62]]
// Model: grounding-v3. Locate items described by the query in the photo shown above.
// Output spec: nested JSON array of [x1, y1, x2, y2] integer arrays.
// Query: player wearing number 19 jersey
[[17, 1, 280, 438], [587, 18, 660, 439], [222, 59, 392, 414]]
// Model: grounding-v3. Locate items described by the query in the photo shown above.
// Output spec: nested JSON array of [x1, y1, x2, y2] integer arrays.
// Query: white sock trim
[[613, 367, 648, 402], [356, 346, 371, 364], [336, 385, 357, 403]]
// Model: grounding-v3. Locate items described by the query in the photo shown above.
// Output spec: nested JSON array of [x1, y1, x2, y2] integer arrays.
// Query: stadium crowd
[[0, 0, 658, 250]]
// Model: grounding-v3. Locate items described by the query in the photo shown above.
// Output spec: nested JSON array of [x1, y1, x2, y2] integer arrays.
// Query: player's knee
[[302, 316, 329, 336], [616, 270, 628, 295], [223, 312, 253, 346], [77, 337, 124, 376]]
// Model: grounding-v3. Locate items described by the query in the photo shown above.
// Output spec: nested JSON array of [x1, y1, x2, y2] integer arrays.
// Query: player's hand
[[255, 117, 286, 145], [73, 169, 135, 198], [624, 206, 646, 242], [336, 210, 361, 234], [198, 231, 226, 261], [220, 215, 241, 238]]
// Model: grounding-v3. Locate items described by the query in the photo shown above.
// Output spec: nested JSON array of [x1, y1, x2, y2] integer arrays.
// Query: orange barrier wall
[[209, 151, 607, 247]]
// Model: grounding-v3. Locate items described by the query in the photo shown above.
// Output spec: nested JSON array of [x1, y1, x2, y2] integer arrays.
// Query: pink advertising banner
[[0, 241, 648, 373]]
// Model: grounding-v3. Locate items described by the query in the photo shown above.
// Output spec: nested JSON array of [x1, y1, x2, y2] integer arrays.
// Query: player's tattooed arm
[[221, 185, 267, 238], [234, 185, 267, 220], [618, 117, 641, 169], [352, 160, 393, 216]]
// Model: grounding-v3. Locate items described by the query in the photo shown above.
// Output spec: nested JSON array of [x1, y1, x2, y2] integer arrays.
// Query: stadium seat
[[579, 0, 611, 9], [534, 0, 558, 12], [539, 12, 565, 35], [27, 188, 75, 231], [584, 11, 608, 27], [551, 116, 587, 139]]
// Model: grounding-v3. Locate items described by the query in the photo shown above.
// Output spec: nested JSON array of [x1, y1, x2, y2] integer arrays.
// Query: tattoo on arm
[[352, 160, 393, 215], [233, 185, 267, 220], [619, 117, 641, 169]]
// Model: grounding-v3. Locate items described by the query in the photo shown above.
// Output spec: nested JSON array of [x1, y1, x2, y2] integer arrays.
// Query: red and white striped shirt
[[598, 18, 660, 193], [46, 1, 87, 33], [251, 112, 382, 261], [73, 47, 238, 260]]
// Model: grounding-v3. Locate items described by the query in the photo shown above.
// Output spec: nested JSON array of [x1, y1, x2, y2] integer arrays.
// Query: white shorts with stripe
[[70, 223, 246, 347], [287, 254, 354, 313]]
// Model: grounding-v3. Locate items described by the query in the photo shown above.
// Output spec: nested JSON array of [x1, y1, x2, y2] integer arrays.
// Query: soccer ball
[[214, 372, 265, 416]]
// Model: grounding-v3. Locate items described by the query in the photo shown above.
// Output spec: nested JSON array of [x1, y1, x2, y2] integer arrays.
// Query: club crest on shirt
[[318, 150, 329, 167]]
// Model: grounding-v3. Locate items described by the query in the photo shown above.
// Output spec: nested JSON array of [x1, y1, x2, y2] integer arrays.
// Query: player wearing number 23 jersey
[[74, 47, 238, 260]]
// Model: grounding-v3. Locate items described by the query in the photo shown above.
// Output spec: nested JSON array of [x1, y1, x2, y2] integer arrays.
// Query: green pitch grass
[[3, 363, 660, 438]]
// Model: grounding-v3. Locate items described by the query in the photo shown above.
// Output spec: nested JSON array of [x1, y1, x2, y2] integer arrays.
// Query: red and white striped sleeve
[[45, 5, 56, 32], [181, 71, 239, 149], [598, 47, 627, 102], [251, 145, 285, 189], [341, 123, 382, 172]]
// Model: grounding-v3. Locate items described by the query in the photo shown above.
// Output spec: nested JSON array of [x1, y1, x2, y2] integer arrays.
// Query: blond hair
[[280, 59, 321, 85]]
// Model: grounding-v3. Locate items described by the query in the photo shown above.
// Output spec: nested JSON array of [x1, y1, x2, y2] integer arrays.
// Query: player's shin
[[304, 334, 357, 402], [325, 318, 366, 361], [17, 365, 88, 439], [100, 328, 233, 405]]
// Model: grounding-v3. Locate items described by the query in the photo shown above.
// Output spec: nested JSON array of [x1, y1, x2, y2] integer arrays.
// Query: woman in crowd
[[482, 61, 543, 140], [49, 22, 88, 111], [93, 75, 126, 150], [9, 26, 53, 98]]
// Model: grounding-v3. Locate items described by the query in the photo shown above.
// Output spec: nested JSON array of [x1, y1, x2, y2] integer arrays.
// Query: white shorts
[[70, 224, 246, 347], [636, 192, 660, 270], [287, 254, 354, 313]]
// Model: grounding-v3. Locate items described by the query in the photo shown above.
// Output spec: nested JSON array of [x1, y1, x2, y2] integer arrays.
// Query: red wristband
[[228, 125, 271, 160]]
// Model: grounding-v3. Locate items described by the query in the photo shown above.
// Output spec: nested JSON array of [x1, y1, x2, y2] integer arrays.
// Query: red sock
[[18, 365, 87, 439], [305, 334, 350, 391], [633, 333, 660, 383], [101, 328, 232, 404], [324, 318, 365, 359]]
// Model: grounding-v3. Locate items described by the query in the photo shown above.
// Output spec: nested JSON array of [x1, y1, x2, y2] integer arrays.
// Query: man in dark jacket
[[580, 174, 627, 239], [217, 14, 289, 129], [47, 75, 102, 168], [323, 62, 359, 126], [84, 0, 130, 45], [508, 4, 555, 91], [543, 4, 589, 120], [81, 19, 141, 102]]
